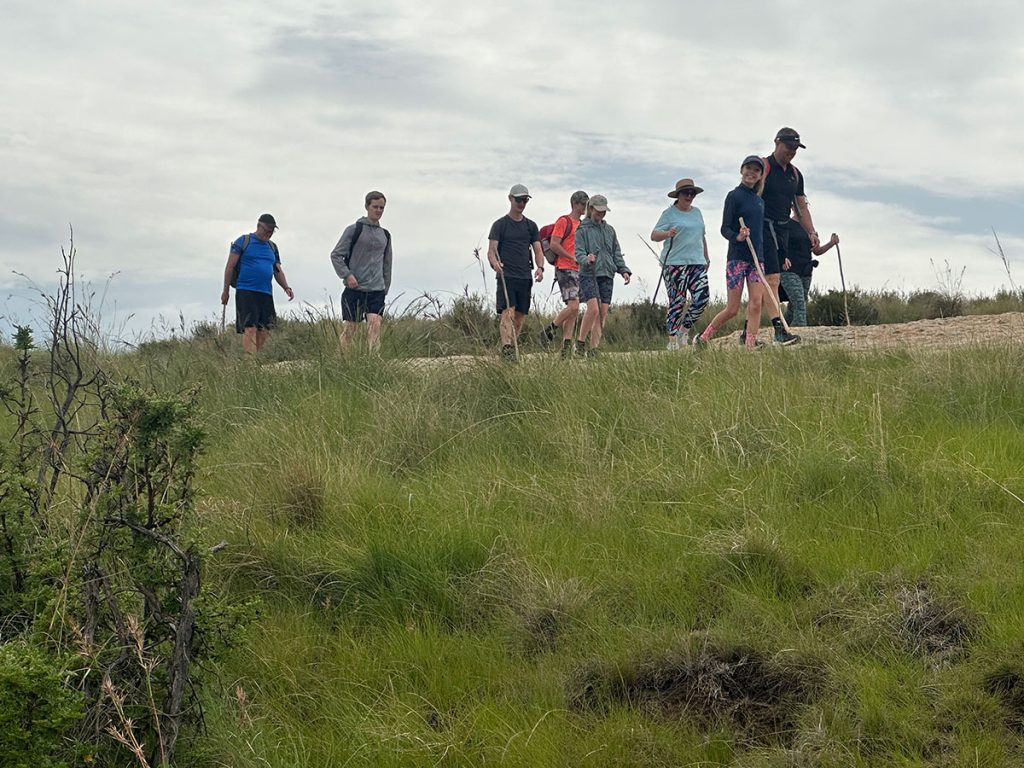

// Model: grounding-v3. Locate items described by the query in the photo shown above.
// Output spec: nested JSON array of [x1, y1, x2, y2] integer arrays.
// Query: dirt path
[[398, 313, 1024, 370]]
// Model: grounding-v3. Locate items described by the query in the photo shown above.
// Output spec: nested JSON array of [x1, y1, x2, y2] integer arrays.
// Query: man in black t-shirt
[[758, 127, 820, 345], [487, 184, 544, 359]]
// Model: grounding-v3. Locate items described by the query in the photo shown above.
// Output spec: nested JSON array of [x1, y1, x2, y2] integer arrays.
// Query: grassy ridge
[[132, 343, 1024, 765]]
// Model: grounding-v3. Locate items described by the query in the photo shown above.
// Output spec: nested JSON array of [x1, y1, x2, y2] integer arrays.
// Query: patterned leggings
[[664, 264, 709, 335]]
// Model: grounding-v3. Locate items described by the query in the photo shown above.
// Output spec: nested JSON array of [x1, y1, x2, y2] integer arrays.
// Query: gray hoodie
[[574, 217, 631, 278], [330, 217, 393, 292]]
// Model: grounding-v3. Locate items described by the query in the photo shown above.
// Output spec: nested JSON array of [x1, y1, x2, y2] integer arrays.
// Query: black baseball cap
[[741, 155, 765, 170], [258, 213, 278, 229], [775, 127, 806, 148]]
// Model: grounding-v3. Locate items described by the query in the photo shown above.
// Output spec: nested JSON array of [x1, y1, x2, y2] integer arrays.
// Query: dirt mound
[[568, 638, 823, 742]]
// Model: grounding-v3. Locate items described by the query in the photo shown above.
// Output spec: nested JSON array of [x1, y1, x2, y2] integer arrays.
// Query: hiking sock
[[745, 334, 759, 350], [771, 317, 785, 337], [575, 340, 586, 356]]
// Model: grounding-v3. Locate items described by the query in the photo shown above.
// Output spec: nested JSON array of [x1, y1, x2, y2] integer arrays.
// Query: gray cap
[[589, 194, 610, 212], [508, 184, 531, 198]]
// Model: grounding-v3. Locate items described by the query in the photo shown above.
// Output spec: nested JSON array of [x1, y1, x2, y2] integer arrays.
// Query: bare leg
[[553, 300, 579, 339], [339, 321, 358, 350], [254, 329, 270, 352], [242, 327, 259, 354], [591, 303, 610, 348], [513, 311, 526, 338], [763, 273, 782, 321], [700, 286, 744, 339], [744, 280, 764, 345], [499, 309, 516, 346], [366, 314, 382, 353], [577, 299, 599, 343]]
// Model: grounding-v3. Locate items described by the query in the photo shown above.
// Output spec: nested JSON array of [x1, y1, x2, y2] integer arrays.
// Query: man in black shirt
[[487, 184, 545, 359], [759, 127, 820, 345]]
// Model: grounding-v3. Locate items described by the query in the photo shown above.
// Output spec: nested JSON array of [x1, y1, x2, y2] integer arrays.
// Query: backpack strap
[[346, 221, 391, 267]]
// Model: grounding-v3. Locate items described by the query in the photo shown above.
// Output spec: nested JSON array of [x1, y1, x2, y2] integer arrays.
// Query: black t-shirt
[[488, 215, 539, 280], [761, 156, 805, 221], [787, 219, 814, 277]]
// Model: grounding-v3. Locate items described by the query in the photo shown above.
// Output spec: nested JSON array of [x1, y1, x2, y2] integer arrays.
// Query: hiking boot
[[560, 339, 573, 359], [575, 340, 587, 357], [772, 330, 801, 346], [537, 323, 556, 348], [501, 344, 517, 361], [692, 335, 708, 350]]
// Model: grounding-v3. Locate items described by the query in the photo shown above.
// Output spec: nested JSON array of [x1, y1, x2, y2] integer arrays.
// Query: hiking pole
[[739, 217, 791, 334], [220, 303, 226, 334], [637, 234, 664, 306], [497, 264, 520, 362], [835, 243, 851, 327]]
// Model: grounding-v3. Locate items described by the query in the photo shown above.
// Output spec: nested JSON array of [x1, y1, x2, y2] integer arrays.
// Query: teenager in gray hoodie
[[573, 194, 631, 356], [330, 191, 393, 352]]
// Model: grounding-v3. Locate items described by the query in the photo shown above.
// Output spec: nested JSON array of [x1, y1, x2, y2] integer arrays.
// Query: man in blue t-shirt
[[220, 213, 294, 353]]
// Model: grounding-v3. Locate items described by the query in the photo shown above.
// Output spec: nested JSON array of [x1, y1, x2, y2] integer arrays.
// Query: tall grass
[[61, 337, 1022, 766]]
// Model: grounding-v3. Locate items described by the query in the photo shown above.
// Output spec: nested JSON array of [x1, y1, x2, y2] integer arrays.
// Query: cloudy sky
[[3, 1, 1023, 341]]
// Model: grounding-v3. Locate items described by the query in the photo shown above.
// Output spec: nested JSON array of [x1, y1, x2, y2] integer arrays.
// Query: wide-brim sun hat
[[668, 178, 704, 198]]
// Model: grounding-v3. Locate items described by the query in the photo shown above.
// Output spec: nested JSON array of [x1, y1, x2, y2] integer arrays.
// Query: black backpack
[[345, 221, 391, 268], [230, 234, 280, 288]]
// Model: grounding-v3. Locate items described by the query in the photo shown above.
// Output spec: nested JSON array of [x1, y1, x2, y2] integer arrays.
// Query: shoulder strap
[[239, 233, 251, 255], [346, 221, 365, 267]]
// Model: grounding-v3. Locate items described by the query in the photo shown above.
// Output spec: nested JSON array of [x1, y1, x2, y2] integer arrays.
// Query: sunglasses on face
[[679, 190, 697, 197], [513, 196, 529, 204]]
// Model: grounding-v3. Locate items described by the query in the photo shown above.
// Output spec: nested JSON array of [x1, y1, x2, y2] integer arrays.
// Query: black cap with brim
[[775, 127, 806, 148], [258, 213, 278, 229], [741, 155, 765, 170]]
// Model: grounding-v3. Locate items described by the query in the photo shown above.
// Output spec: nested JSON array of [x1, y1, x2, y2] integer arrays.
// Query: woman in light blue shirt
[[651, 178, 710, 349]]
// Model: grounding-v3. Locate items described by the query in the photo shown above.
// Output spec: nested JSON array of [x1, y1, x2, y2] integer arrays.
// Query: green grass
[[7, 329, 1024, 766]]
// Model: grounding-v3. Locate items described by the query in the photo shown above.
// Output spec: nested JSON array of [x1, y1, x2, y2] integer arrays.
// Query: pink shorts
[[725, 260, 765, 290]]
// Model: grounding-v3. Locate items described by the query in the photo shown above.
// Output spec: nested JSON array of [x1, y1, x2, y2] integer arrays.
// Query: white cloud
[[2, 0, 1022, 338]]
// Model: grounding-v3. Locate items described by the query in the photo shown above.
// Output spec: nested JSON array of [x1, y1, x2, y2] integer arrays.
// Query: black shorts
[[496, 276, 532, 315], [579, 274, 614, 304], [761, 219, 790, 276], [341, 288, 386, 322], [235, 289, 276, 333]]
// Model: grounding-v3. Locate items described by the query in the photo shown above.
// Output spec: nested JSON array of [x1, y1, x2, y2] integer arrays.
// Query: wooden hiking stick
[[497, 264, 520, 361], [739, 217, 791, 334], [836, 243, 851, 327], [220, 303, 226, 334]]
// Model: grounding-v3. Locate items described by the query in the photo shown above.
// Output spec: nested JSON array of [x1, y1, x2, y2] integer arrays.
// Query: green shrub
[[0, 643, 83, 768]]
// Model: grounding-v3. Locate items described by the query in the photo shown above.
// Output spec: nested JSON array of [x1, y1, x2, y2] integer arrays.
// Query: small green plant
[[0, 642, 83, 768]]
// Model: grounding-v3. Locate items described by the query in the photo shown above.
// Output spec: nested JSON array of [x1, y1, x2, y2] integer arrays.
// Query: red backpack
[[539, 215, 573, 265]]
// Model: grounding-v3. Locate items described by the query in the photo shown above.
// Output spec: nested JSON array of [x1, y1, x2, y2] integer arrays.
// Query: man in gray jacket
[[330, 191, 393, 352]]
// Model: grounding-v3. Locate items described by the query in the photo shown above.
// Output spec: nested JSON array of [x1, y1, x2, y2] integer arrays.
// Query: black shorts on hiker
[[496, 276, 532, 315], [235, 289, 276, 333], [341, 288, 386, 322], [580, 274, 614, 304], [762, 219, 790, 276]]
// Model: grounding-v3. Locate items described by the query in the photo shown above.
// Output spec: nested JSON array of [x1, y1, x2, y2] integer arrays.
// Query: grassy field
[[99, 334, 1023, 767]]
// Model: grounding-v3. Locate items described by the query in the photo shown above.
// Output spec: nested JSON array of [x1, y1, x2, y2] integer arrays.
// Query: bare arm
[[273, 264, 294, 301], [221, 252, 239, 305], [532, 241, 545, 281], [813, 232, 840, 256], [651, 227, 678, 243], [487, 239, 501, 272], [794, 196, 819, 248]]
